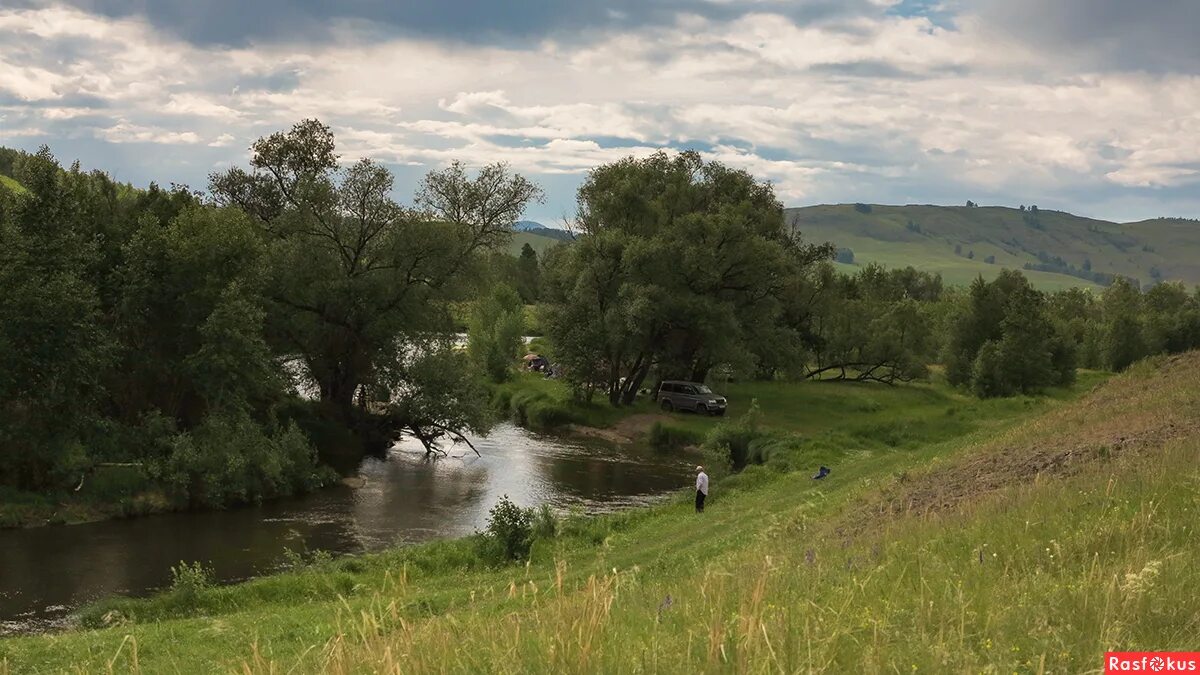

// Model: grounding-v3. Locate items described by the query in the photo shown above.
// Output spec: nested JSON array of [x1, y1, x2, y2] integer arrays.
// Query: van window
[[683, 385, 698, 394], [660, 383, 676, 393]]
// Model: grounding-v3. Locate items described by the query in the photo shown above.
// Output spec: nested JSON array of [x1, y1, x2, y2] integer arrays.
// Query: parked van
[[656, 380, 727, 416]]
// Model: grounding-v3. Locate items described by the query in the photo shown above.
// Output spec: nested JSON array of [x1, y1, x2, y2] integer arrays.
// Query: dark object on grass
[[812, 466, 830, 480]]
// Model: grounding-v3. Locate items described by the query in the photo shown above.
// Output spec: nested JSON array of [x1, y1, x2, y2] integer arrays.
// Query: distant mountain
[[512, 220, 575, 242], [787, 204, 1200, 291]]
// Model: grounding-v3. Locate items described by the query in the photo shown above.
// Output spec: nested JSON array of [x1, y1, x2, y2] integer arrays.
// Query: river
[[0, 423, 692, 636]]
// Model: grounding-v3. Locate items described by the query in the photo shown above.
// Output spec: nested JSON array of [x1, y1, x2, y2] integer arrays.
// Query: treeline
[[537, 153, 1200, 403], [6, 131, 1200, 506], [0, 121, 541, 501]]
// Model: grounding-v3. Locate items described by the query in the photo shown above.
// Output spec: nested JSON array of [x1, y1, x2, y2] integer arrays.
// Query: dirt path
[[568, 413, 672, 444]]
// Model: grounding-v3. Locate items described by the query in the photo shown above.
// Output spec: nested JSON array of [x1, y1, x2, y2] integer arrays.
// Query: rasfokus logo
[[1106, 652, 1200, 673]]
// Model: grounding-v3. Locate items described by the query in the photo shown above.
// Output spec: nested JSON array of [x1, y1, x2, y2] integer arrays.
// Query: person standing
[[695, 465, 709, 513]]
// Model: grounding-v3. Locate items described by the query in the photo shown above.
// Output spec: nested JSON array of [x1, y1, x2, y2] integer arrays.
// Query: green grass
[[506, 231, 565, 257], [789, 203, 1200, 289], [6, 359, 1197, 673], [491, 368, 1109, 443], [0, 175, 27, 196]]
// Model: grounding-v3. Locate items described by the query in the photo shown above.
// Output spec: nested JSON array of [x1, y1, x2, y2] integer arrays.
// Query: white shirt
[[696, 472, 709, 495]]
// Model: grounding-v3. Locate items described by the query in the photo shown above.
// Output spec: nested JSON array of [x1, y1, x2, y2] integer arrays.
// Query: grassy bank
[[491, 369, 1109, 443], [9, 357, 1194, 672]]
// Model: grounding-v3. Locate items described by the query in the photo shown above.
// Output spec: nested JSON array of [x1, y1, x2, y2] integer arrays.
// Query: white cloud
[[99, 121, 202, 145], [0, 3, 1198, 220]]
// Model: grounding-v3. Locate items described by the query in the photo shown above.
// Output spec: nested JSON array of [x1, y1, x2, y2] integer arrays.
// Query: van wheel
[[695, 403, 708, 415], [661, 400, 674, 412]]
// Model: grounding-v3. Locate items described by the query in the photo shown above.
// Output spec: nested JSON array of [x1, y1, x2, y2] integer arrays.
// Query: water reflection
[[0, 424, 692, 635]]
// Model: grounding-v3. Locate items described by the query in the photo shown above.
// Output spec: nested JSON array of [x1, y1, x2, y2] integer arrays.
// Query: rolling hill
[[507, 230, 569, 256], [787, 204, 1200, 290]]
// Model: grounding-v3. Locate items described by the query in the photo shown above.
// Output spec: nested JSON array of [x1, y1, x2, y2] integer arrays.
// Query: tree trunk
[[619, 360, 652, 406]]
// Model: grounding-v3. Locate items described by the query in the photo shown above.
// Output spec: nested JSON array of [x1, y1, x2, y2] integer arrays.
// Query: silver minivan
[[656, 380, 727, 416]]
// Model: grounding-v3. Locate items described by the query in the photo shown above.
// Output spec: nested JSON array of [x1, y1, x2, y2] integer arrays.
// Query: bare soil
[[568, 413, 673, 445]]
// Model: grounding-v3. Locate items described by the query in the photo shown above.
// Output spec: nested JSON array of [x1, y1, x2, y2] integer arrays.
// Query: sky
[[1, 0, 1198, 224]]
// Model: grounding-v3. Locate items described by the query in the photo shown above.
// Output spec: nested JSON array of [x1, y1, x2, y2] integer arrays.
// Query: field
[[789, 203, 1200, 290], [9, 356, 1199, 673]]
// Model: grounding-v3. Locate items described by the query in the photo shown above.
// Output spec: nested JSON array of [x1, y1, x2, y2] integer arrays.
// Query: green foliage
[[945, 270, 1075, 397], [516, 242, 541, 303], [804, 263, 941, 383], [542, 150, 833, 406], [701, 399, 766, 471], [467, 284, 525, 383], [209, 120, 542, 421], [479, 495, 536, 563], [169, 560, 215, 595], [149, 412, 332, 508], [647, 422, 703, 450]]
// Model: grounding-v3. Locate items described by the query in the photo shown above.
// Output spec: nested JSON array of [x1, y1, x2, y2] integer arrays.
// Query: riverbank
[[492, 368, 1111, 445], [11, 358, 1195, 672]]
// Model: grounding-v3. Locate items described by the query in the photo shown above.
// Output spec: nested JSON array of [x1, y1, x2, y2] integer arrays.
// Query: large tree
[[542, 151, 831, 405], [209, 120, 542, 447]]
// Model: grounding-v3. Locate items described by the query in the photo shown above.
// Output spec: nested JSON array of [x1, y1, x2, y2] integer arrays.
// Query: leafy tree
[[468, 284, 526, 383], [805, 264, 940, 383], [0, 148, 110, 490], [1141, 282, 1200, 355], [516, 242, 541, 303], [1101, 277, 1146, 371], [209, 120, 542, 427], [542, 151, 832, 405], [945, 270, 1073, 396]]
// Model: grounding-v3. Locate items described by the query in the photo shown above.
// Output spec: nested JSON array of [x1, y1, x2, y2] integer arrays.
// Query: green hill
[[788, 204, 1200, 290], [507, 230, 566, 256], [0, 174, 26, 196]]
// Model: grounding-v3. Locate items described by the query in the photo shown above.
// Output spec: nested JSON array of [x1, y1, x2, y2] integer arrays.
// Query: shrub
[[480, 495, 534, 563], [149, 412, 332, 508], [701, 400, 765, 471], [169, 560, 214, 598]]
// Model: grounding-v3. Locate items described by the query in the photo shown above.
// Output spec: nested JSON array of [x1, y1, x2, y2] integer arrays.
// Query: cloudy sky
[[1, 0, 1198, 223]]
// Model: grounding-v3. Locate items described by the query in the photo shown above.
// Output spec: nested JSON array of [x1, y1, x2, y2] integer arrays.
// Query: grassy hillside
[[507, 231, 565, 256], [0, 175, 26, 196], [8, 357, 1198, 673], [789, 204, 1200, 290]]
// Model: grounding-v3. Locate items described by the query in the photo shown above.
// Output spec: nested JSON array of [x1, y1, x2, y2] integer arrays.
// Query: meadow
[[8, 355, 1197, 673]]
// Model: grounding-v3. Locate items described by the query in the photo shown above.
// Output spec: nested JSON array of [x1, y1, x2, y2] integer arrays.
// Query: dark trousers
[[695, 490, 706, 512]]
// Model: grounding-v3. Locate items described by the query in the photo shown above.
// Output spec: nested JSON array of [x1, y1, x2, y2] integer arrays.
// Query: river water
[[0, 424, 692, 636]]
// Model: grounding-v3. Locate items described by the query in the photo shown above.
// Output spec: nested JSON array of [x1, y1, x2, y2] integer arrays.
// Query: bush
[[149, 412, 333, 508], [648, 422, 703, 450], [701, 400, 765, 471], [170, 560, 214, 598], [480, 495, 534, 563]]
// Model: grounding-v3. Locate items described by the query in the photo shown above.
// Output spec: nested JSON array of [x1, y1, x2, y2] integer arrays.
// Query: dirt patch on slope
[[841, 353, 1200, 535], [568, 414, 673, 445]]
